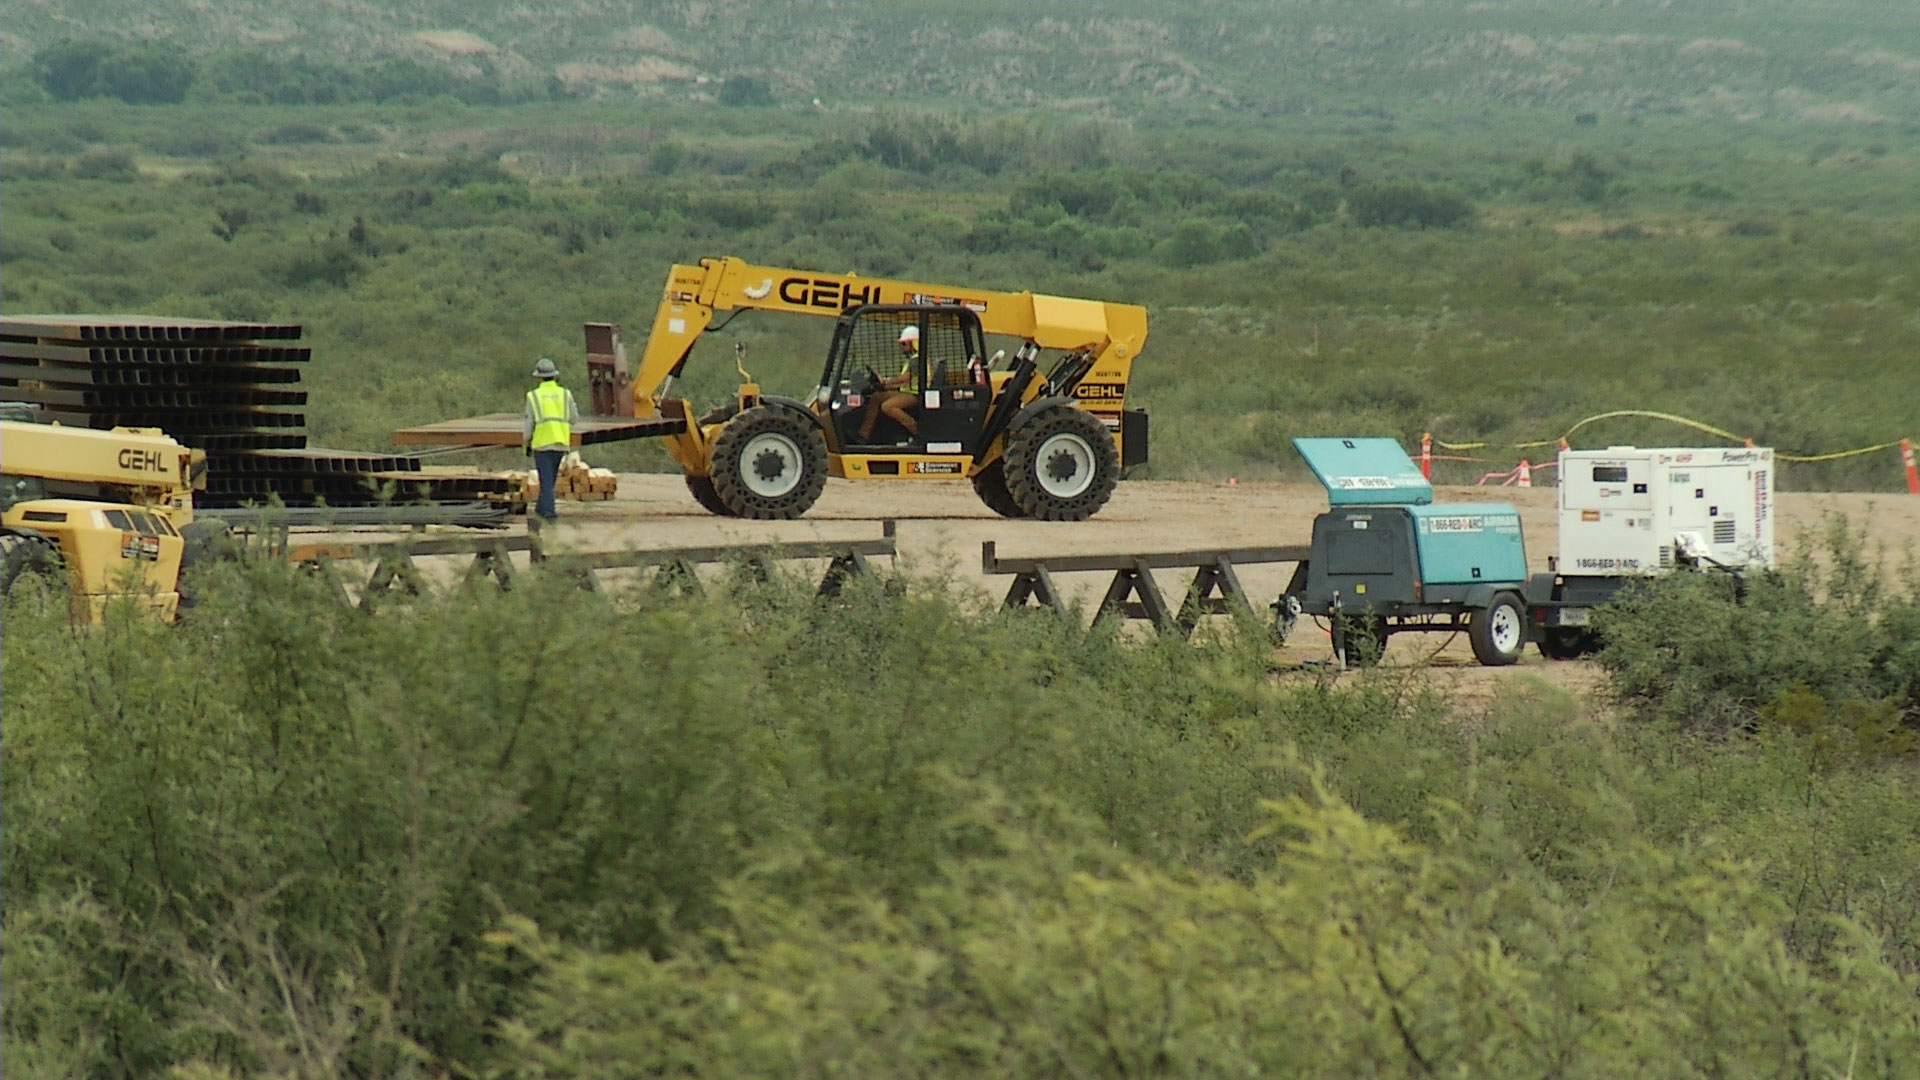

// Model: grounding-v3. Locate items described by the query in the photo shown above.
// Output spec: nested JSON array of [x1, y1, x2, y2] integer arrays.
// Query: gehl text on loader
[[400, 257, 1151, 521]]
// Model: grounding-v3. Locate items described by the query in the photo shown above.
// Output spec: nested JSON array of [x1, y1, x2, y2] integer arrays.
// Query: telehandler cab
[[579, 257, 1151, 520], [1, 405, 207, 623]]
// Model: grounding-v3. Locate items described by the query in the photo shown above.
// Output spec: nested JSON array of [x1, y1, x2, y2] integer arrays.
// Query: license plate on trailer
[[1558, 608, 1591, 626]]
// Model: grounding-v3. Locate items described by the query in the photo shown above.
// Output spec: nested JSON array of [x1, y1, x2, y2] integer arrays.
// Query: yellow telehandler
[[1, 406, 207, 623], [398, 257, 1151, 521]]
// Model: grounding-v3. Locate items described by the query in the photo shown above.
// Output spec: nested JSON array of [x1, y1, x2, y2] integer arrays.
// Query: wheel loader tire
[[1469, 593, 1527, 667], [708, 405, 829, 520], [684, 473, 738, 517], [970, 461, 1028, 518], [0, 532, 67, 612], [1001, 406, 1120, 522]]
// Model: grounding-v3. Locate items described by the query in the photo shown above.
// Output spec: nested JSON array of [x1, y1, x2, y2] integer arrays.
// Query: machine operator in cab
[[857, 324, 921, 444], [522, 356, 579, 523]]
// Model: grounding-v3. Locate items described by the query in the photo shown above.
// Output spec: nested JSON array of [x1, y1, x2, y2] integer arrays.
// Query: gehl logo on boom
[[118, 448, 165, 472], [778, 277, 884, 310]]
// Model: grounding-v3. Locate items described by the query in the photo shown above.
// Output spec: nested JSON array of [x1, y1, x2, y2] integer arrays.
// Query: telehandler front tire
[[708, 406, 829, 520], [1002, 406, 1120, 522]]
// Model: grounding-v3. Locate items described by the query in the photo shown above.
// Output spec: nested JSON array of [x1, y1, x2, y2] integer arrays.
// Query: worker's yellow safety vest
[[897, 347, 920, 394], [527, 381, 572, 450]]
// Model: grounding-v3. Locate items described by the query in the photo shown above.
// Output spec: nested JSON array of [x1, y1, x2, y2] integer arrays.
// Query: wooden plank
[[391, 412, 687, 447]]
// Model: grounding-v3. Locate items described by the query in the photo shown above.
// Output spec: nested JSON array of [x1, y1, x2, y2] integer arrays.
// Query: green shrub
[[6, 558, 1920, 1077], [1595, 515, 1919, 734], [718, 75, 775, 108], [71, 148, 138, 182], [1346, 181, 1473, 228]]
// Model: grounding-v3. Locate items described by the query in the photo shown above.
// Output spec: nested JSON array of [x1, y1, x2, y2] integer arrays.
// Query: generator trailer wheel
[[708, 405, 829, 520], [1001, 406, 1120, 521], [1537, 626, 1596, 661], [970, 461, 1028, 518], [1469, 593, 1527, 666]]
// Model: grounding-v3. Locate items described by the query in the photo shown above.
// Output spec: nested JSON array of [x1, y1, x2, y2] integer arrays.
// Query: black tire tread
[[1469, 593, 1526, 667], [684, 474, 738, 517], [0, 531, 67, 602], [1001, 407, 1120, 522], [1337, 615, 1390, 667], [708, 405, 829, 520], [970, 461, 1027, 518], [1537, 626, 1592, 661]]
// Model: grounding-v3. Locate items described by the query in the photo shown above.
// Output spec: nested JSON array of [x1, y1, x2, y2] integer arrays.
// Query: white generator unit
[[1557, 445, 1775, 575]]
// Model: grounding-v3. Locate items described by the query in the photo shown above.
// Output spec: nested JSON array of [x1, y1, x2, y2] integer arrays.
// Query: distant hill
[[6, 0, 1918, 123]]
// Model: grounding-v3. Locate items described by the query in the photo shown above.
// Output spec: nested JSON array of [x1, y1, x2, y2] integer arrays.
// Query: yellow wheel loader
[[581, 257, 1151, 521], [1, 406, 208, 623]]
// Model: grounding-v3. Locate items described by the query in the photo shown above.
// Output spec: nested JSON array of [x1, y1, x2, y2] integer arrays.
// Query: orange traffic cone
[[1419, 432, 1432, 480], [1516, 459, 1532, 487], [1903, 438, 1918, 495]]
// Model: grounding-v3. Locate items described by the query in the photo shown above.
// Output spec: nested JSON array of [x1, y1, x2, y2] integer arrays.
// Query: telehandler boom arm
[[621, 256, 1148, 418]]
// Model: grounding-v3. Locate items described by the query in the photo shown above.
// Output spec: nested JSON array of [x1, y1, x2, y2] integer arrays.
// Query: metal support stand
[[984, 541, 1308, 638], [1099, 558, 1174, 631]]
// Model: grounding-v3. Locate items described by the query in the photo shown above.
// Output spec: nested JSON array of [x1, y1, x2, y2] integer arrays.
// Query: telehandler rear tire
[[684, 474, 738, 517], [970, 461, 1028, 518], [0, 532, 67, 613], [708, 406, 829, 520], [1002, 406, 1120, 522]]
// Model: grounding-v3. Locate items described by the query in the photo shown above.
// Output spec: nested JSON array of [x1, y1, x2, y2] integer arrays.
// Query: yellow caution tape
[[1557, 410, 1748, 446], [1778, 441, 1904, 463], [1431, 410, 1908, 468]]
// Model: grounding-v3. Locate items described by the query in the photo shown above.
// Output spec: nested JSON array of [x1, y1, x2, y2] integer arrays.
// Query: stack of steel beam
[[1, 316, 513, 509], [2, 316, 309, 458]]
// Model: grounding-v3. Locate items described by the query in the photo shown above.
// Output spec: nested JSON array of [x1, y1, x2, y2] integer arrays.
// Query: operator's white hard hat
[[897, 325, 919, 345]]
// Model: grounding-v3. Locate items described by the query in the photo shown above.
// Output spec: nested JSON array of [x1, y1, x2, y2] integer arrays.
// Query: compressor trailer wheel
[[1469, 593, 1527, 666]]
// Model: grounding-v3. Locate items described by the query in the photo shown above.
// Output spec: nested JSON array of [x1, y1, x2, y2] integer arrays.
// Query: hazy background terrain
[[2, 0, 1915, 487], [7, 7, 1920, 1079]]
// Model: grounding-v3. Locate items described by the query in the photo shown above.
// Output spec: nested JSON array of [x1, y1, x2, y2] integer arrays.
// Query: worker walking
[[857, 324, 921, 443], [523, 357, 579, 523]]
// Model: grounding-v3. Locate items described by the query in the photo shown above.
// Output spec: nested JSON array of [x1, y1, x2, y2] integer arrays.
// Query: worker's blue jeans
[[532, 448, 565, 521]]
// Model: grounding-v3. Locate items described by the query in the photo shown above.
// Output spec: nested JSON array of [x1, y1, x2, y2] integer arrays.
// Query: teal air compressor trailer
[[1276, 437, 1531, 666]]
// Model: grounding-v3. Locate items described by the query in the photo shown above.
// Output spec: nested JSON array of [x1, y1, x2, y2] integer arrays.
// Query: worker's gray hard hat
[[531, 357, 560, 379]]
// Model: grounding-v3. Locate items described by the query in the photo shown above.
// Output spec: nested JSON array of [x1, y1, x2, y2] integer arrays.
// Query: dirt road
[[513, 475, 1917, 680], [306, 474, 1912, 705]]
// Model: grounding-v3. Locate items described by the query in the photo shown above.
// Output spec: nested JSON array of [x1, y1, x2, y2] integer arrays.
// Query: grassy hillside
[[3, 0, 1916, 488], [8, 0, 1920, 121], [3, 95, 1914, 488]]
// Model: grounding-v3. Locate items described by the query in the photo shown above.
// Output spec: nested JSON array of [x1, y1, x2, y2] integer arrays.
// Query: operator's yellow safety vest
[[897, 346, 920, 394], [527, 380, 572, 450]]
